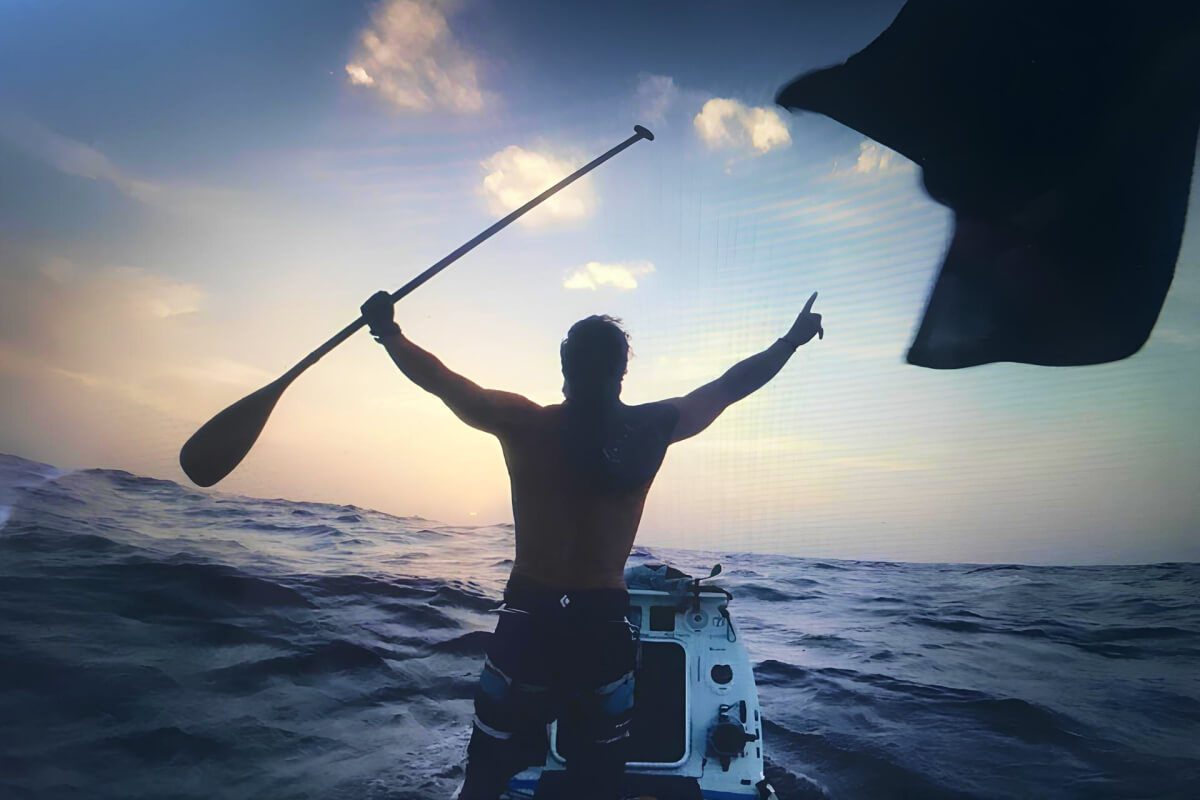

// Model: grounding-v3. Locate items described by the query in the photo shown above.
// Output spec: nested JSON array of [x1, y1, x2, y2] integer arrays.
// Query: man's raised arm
[[360, 291, 538, 434], [664, 292, 824, 442]]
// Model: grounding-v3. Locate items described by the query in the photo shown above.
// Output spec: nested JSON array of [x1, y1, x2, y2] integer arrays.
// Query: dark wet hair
[[559, 316, 671, 493], [560, 315, 630, 400]]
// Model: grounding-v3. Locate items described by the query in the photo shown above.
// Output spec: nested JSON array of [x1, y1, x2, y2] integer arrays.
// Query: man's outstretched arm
[[665, 292, 824, 442], [360, 291, 538, 433]]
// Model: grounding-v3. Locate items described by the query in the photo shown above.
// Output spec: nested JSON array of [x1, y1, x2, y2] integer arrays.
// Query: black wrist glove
[[360, 291, 401, 339]]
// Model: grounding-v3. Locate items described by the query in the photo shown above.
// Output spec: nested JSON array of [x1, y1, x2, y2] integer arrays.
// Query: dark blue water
[[1, 453, 1197, 799]]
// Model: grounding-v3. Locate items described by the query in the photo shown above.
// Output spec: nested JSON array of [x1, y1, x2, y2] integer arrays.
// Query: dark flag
[[777, 1, 1200, 368]]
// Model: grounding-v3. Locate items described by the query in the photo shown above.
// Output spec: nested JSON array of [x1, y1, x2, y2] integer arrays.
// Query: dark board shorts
[[470, 575, 638, 762]]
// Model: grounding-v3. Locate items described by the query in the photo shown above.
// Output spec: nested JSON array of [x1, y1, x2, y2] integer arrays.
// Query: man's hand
[[667, 290, 825, 441], [360, 291, 401, 339], [784, 291, 824, 346]]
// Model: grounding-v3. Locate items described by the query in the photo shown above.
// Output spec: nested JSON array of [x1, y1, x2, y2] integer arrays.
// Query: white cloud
[[693, 98, 791, 155], [480, 145, 594, 225], [345, 0, 484, 113], [563, 260, 654, 291], [635, 74, 679, 126], [830, 140, 914, 178], [855, 141, 894, 173], [345, 64, 375, 86], [0, 114, 161, 202]]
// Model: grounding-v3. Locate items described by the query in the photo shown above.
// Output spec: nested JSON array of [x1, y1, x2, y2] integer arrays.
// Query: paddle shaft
[[282, 126, 653, 383]]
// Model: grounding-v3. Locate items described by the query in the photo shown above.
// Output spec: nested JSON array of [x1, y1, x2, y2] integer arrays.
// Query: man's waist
[[503, 571, 630, 620]]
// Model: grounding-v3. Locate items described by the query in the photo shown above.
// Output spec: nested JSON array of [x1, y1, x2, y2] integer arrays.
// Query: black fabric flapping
[[777, 0, 1200, 368]]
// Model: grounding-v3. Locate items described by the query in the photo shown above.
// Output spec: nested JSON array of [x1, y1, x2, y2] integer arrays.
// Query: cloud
[[854, 141, 894, 173], [0, 249, 288, 426], [345, 64, 375, 86], [0, 253, 214, 419], [0, 114, 161, 202], [1152, 327, 1200, 349], [563, 260, 654, 291], [114, 268, 204, 318], [480, 145, 594, 225], [0, 260, 206, 340], [345, 0, 484, 113], [830, 140, 915, 177], [0, 115, 246, 218], [0, 257, 207, 351], [635, 74, 679, 126], [693, 98, 791, 155]]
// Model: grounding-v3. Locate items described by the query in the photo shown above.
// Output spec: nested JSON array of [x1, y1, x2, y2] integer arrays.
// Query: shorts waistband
[[503, 573, 629, 620]]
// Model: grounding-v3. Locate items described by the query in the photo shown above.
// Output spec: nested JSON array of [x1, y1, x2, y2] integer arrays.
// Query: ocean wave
[[204, 640, 389, 690], [965, 563, 1024, 574], [114, 559, 314, 609], [107, 725, 230, 761], [427, 583, 500, 612], [737, 583, 806, 602], [230, 520, 346, 535], [84, 468, 187, 491], [761, 720, 979, 799], [1082, 625, 1199, 642], [904, 614, 990, 633], [789, 633, 856, 650], [0, 527, 136, 554], [762, 756, 830, 799], [429, 630, 493, 657], [303, 573, 442, 600]]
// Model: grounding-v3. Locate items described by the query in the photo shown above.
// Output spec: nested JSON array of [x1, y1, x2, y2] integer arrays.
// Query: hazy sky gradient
[[2, 0, 1198, 564]]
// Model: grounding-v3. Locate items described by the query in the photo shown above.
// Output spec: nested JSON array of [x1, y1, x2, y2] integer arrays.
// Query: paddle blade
[[180, 378, 289, 487]]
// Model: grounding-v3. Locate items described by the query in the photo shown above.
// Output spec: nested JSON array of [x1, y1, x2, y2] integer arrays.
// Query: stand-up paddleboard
[[504, 563, 778, 800]]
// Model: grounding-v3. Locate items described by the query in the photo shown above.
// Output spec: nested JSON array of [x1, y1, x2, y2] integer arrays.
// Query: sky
[[1, 0, 1198, 565]]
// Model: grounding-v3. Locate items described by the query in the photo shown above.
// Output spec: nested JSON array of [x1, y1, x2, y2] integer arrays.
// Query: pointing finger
[[802, 291, 818, 314], [818, 326, 824, 340]]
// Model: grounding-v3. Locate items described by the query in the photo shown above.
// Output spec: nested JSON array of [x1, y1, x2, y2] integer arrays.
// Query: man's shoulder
[[619, 401, 681, 445], [485, 392, 549, 415], [498, 399, 560, 433], [624, 400, 681, 425]]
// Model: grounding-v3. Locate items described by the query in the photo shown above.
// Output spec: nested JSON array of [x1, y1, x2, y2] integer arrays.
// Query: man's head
[[560, 315, 630, 401]]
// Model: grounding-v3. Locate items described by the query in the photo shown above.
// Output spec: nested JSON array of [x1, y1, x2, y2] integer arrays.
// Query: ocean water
[[1, 452, 1197, 800]]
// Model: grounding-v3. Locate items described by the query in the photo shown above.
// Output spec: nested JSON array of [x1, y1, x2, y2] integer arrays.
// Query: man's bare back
[[499, 402, 677, 590]]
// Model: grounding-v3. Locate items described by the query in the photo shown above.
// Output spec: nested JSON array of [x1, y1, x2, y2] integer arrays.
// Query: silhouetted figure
[[359, 290, 824, 799], [777, 0, 1199, 368]]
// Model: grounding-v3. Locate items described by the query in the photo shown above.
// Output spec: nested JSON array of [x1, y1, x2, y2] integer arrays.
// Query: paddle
[[180, 125, 655, 487]]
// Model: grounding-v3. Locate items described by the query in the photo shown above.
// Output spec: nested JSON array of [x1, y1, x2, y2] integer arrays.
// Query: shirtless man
[[359, 291, 824, 800]]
